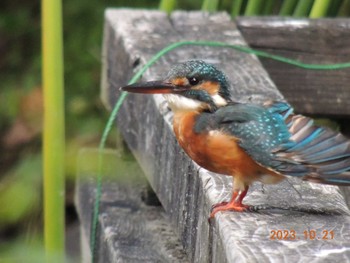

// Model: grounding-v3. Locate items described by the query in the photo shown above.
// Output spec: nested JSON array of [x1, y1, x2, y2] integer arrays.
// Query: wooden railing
[[76, 9, 350, 263]]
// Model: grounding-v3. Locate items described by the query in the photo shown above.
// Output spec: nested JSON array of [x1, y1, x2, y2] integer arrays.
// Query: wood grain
[[99, 10, 350, 262], [75, 149, 188, 263], [237, 17, 350, 117]]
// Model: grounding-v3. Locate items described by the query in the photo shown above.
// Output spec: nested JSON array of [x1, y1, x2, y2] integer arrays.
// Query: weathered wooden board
[[101, 9, 350, 262], [237, 17, 350, 117], [75, 149, 188, 263]]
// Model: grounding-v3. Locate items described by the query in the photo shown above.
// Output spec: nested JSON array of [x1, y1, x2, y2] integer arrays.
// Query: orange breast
[[172, 111, 283, 184]]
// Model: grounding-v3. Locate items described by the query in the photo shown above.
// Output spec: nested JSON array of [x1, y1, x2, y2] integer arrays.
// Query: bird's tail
[[266, 101, 350, 185]]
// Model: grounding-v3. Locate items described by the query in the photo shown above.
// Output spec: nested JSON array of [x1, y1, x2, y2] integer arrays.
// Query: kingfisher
[[121, 60, 350, 218]]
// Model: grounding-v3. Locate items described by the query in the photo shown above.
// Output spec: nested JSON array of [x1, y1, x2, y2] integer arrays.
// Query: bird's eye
[[188, 77, 199, 86]]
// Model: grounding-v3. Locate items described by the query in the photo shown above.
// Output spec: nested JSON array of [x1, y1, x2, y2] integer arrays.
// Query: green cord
[[90, 42, 175, 262], [155, 40, 350, 69], [90, 40, 350, 262]]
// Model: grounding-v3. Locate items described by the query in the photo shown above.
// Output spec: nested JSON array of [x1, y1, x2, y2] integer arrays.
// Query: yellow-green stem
[[309, 0, 332, 17], [41, 0, 65, 259], [159, 0, 176, 13]]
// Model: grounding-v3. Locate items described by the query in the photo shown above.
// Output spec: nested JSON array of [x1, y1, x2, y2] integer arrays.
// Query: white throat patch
[[163, 94, 205, 111], [163, 93, 227, 112]]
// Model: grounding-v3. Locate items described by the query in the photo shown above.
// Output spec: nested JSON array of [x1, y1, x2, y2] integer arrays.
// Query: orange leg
[[210, 186, 250, 218]]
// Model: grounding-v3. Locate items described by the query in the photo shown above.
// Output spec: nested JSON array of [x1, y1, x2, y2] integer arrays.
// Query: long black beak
[[121, 80, 186, 94]]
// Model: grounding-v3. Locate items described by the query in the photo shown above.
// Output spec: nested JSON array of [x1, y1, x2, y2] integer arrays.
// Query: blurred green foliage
[[0, 154, 41, 228], [2, 1, 220, 258], [0, 0, 159, 258]]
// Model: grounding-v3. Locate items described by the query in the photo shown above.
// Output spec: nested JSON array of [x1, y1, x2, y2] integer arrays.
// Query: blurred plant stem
[[262, 0, 275, 14], [231, 0, 243, 17], [293, 0, 314, 17], [279, 0, 298, 15], [41, 0, 65, 259], [159, 0, 176, 13], [202, 0, 219, 11], [310, 0, 332, 17], [245, 0, 264, 15], [338, 0, 350, 16]]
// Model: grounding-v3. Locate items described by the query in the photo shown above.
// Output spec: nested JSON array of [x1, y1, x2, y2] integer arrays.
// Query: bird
[[121, 60, 350, 218]]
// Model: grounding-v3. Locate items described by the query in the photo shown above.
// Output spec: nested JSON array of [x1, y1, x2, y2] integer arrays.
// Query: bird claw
[[211, 201, 229, 210], [209, 201, 250, 219]]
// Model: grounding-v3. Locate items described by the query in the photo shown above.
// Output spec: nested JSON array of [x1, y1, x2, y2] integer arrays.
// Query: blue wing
[[195, 101, 350, 185]]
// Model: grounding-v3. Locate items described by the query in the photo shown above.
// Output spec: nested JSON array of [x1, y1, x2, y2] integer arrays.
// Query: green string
[[90, 44, 170, 262], [90, 40, 350, 262]]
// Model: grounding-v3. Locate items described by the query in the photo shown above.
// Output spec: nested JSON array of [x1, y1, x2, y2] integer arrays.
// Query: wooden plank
[[101, 9, 350, 262], [75, 149, 188, 263], [237, 17, 350, 117]]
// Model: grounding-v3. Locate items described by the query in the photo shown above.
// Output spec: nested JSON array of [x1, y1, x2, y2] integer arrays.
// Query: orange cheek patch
[[171, 77, 188, 86], [197, 81, 220, 95]]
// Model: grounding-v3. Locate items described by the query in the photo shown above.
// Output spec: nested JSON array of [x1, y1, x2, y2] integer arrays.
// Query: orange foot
[[210, 201, 250, 218], [209, 188, 250, 218]]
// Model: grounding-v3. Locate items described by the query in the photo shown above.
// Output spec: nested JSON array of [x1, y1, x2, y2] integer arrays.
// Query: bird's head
[[121, 60, 231, 112]]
